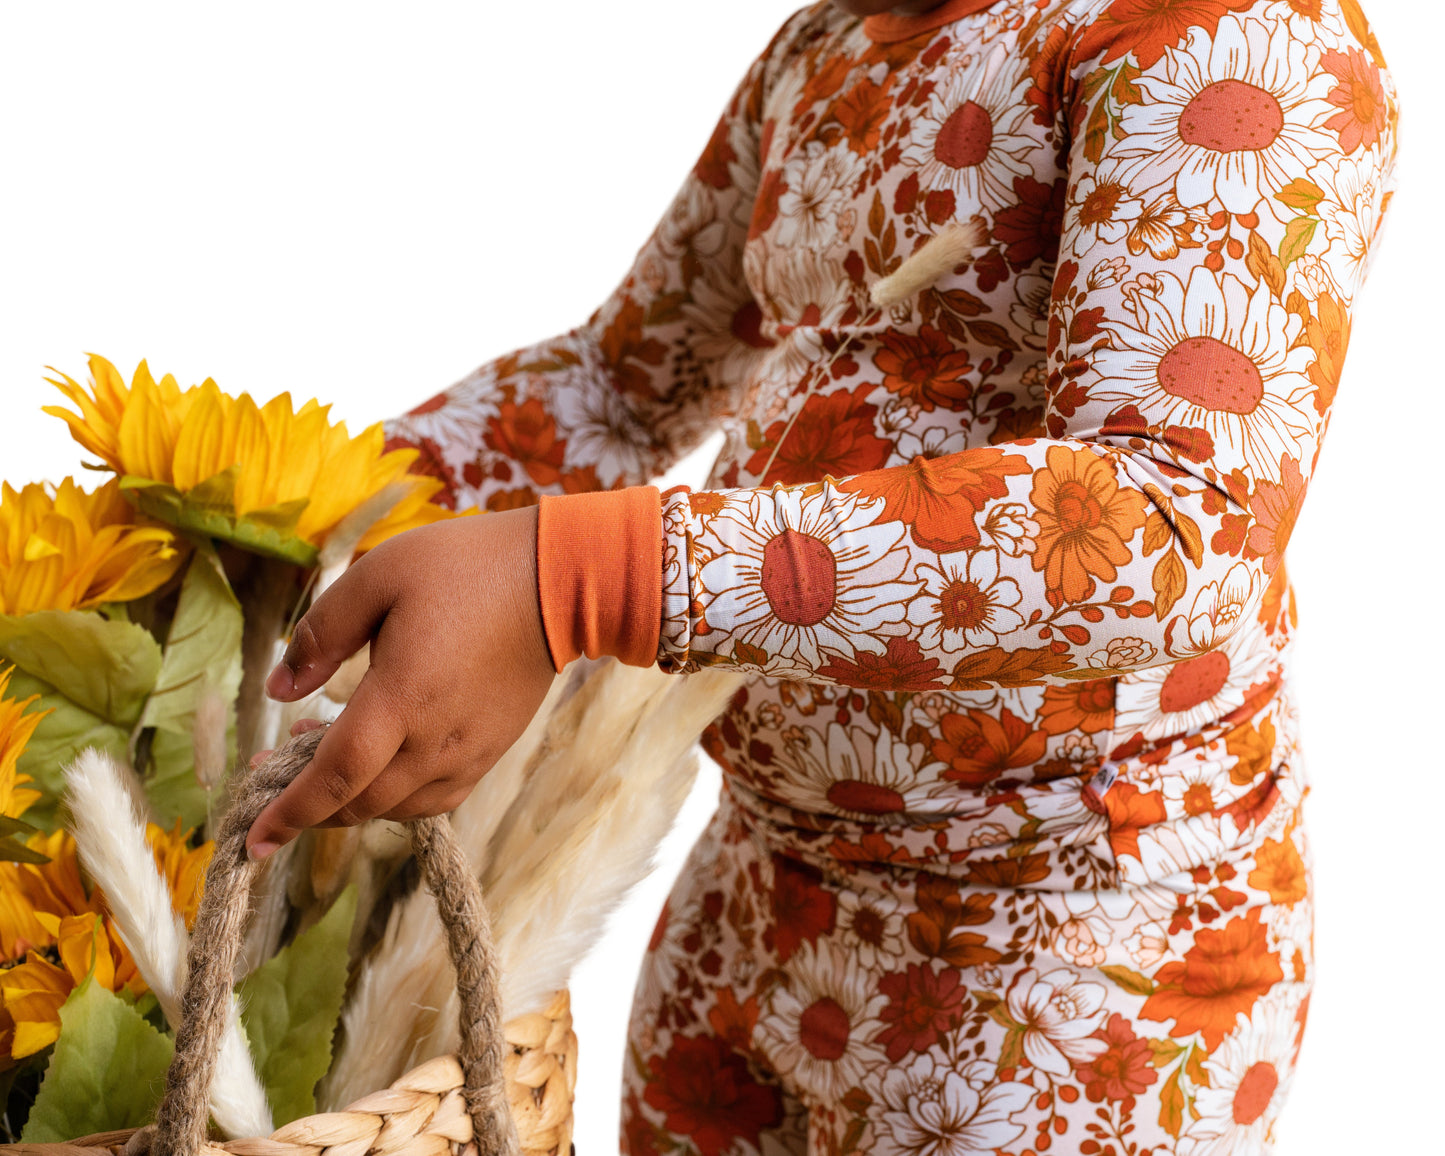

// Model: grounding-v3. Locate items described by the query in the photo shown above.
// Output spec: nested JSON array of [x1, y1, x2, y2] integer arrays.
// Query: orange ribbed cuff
[[536, 486, 663, 670]]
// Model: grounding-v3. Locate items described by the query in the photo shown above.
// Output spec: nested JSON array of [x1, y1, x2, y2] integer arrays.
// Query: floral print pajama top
[[385, 0, 1398, 1151]]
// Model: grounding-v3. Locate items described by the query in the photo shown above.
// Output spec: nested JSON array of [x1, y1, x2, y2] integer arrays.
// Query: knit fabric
[[385, 0, 1397, 1150]]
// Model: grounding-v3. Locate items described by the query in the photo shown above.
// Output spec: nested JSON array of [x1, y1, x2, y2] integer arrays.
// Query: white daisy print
[[1091, 266, 1315, 479], [907, 548, 1026, 653], [1114, 16, 1337, 214], [696, 484, 920, 668], [836, 887, 906, 970], [1064, 167, 1146, 258], [757, 939, 887, 1102], [901, 43, 1035, 209], [1183, 991, 1303, 1155], [1113, 616, 1275, 742], [776, 721, 942, 819]]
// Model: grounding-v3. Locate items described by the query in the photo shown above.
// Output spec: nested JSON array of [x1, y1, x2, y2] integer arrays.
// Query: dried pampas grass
[[318, 661, 741, 1111], [63, 748, 273, 1139]]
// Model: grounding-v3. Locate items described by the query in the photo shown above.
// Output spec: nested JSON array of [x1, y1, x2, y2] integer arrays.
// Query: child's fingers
[[266, 557, 395, 702], [246, 679, 405, 857], [314, 747, 444, 826]]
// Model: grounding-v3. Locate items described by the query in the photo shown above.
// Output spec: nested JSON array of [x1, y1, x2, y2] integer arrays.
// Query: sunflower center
[[1054, 479, 1105, 533], [935, 100, 993, 169], [1233, 1061, 1279, 1125], [826, 779, 906, 814], [798, 996, 851, 1061], [939, 578, 989, 631], [1079, 182, 1124, 226], [1179, 79, 1285, 152], [1158, 650, 1231, 715], [761, 529, 837, 627], [1158, 336, 1264, 414]]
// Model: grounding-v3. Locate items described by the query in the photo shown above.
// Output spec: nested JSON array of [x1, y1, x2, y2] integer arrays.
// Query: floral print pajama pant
[[622, 670, 1311, 1156]]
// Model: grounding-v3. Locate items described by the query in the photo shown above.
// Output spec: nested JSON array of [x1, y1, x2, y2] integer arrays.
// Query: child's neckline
[[862, 0, 1008, 44]]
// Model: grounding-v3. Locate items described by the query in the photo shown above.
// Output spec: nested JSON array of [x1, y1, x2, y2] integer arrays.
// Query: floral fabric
[[384, 0, 1397, 1151]]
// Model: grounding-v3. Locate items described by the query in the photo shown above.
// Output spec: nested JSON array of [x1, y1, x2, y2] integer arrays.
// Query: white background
[[0, 2, 1436, 1150]]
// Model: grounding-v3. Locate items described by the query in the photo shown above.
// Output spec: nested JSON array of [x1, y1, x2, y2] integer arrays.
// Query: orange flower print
[[1076, 0, 1258, 70], [931, 707, 1047, 786], [840, 448, 1031, 554], [1140, 911, 1284, 1049], [1245, 454, 1306, 576], [1248, 835, 1308, 905], [872, 326, 974, 412], [1038, 679, 1115, 736], [746, 386, 893, 487], [596, 296, 669, 396], [832, 77, 891, 155], [1101, 782, 1168, 861], [1301, 291, 1351, 415], [1029, 445, 1147, 606], [1321, 47, 1388, 154], [484, 394, 566, 487]]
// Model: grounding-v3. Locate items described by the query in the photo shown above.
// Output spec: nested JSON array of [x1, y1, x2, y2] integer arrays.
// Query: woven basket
[[0, 729, 573, 1156]]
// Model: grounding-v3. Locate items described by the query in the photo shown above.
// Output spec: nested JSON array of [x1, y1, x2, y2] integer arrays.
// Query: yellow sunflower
[[0, 820, 213, 1065], [0, 477, 184, 617], [44, 355, 451, 563], [0, 669, 45, 822]]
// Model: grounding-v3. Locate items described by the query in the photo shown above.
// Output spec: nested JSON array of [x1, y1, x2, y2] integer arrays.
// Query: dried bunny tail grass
[[319, 674, 567, 1109], [869, 218, 988, 308], [63, 748, 273, 1138]]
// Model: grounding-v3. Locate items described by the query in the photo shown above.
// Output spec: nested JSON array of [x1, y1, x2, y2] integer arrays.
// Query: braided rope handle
[[150, 727, 518, 1156]]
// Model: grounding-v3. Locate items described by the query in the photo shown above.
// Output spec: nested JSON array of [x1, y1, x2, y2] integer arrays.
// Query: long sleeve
[[382, 11, 818, 512], [657, 0, 1398, 690]]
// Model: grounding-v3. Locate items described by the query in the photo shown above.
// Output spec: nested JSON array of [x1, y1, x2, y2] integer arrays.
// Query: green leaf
[[237, 886, 357, 1124], [121, 474, 317, 566], [0, 610, 161, 727], [0, 814, 38, 839], [1100, 964, 1156, 997], [20, 978, 175, 1142], [997, 1025, 1025, 1071], [1274, 178, 1324, 212], [1277, 215, 1319, 269], [4, 668, 131, 831], [143, 728, 216, 832]]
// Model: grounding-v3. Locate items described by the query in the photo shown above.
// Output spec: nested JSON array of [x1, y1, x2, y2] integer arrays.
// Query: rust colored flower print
[[770, 855, 836, 964], [1322, 47, 1388, 154], [483, 395, 566, 487], [814, 637, 947, 691], [1246, 454, 1306, 575], [877, 962, 969, 1062], [840, 448, 1032, 554], [932, 707, 1048, 786], [872, 325, 974, 412], [1029, 445, 1148, 606], [1076, 0, 1259, 69], [642, 1034, 783, 1156], [1248, 835, 1308, 905], [1141, 911, 1285, 1048], [1074, 1013, 1159, 1104], [746, 386, 893, 487]]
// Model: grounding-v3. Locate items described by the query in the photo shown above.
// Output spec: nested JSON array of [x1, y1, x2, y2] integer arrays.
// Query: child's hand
[[244, 506, 555, 859]]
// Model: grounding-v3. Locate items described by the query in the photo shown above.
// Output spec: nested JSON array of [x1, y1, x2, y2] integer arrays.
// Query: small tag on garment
[[1082, 763, 1119, 811]]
